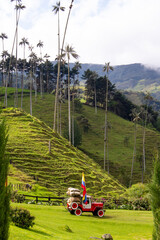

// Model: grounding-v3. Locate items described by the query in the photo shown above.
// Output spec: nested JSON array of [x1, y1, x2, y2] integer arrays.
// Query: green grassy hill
[[1, 107, 125, 197], [1, 87, 160, 186]]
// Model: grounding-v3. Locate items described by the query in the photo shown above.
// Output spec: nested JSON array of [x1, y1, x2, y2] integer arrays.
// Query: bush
[[131, 198, 151, 211], [125, 183, 149, 199], [11, 191, 25, 203], [10, 207, 35, 229]]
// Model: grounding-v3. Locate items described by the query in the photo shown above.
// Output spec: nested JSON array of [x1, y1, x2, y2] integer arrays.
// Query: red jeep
[[67, 195, 104, 217]]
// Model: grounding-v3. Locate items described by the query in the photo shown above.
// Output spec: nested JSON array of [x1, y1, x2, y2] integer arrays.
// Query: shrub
[[10, 207, 35, 229], [11, 191, 25, 203], [131, 197, 151, 211], [125, 183, 149, 199]]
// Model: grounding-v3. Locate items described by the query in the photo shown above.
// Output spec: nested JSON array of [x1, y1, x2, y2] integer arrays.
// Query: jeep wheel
[[71, 202, 78, 210], [75, 208, 82, 216], [97, 209, 104, 217]]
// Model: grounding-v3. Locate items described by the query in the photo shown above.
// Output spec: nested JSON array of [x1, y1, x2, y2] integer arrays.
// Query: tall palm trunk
[[104, 76, 109, 172], [67, 58, 71, 144], [53, 0, 74, 131], [21, 45, 25, 109], [30, 69, 32, 116], [5, 7, 20, 107], [94, 79, 97, 114], [72, 93, 75, 146], [130, 122, 137, 186], [54, 8, 61, 132], [14, 3, 19, 108]]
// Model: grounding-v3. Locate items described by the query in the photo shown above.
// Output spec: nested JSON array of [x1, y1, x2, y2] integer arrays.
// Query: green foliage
[[76, 115, 91, 132], [3, 90, 160, 187], [10, 207, 35, 229], [150, 153, 160, 240], [11, 191, 25, 203], [1, 108, 125, 197], [0, 118, 10, 240], [63, 119, 82, 147], [74, 98, 83, 113], [125, 183, 149, 199]]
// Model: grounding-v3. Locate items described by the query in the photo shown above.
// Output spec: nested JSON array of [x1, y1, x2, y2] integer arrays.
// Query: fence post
[[36, 196, 38, 204]]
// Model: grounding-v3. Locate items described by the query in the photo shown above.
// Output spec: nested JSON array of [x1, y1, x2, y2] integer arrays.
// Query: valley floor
[[9, 203, 153, 240]]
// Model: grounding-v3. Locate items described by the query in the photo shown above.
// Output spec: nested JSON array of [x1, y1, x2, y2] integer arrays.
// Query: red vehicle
[[67, 195, 104, 217]]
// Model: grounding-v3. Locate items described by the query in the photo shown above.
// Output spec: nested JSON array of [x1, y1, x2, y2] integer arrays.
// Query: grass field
[[9, 203, 153, 240]]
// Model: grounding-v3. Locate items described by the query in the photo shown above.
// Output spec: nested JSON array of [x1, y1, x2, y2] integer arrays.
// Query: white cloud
[[0, 0, 160, 67]]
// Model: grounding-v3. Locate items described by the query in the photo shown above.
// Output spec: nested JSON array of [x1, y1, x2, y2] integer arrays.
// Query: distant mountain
[[77, 63, 160, 101]]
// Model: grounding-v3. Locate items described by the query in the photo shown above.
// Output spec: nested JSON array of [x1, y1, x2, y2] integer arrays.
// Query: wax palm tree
[[19, 37, 29, 108], [62, 44, 78, 144], [0, 33, 8, 87], [4, 1, 25, 107], [29, 45, 38, 102], [37, 40, 44, 98], [1, 51, 10, 90], [52, 1, 65, 132], [103, 62, 113, 172], [44, 53, 50, 93], [14, 2, 26, 107], [53, 0, 74, 132], [28, 51, 37, 116], [0, 33, 8, 52], [71, 61, 81, 145], [130, 108, 141, 186]]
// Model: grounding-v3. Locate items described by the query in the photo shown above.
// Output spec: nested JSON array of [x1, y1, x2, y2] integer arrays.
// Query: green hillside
[[1, 107, 125, 197], [2, 88, 160, 186]]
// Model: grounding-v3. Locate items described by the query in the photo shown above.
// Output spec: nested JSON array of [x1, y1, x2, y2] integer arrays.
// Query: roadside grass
[[9, 203, 153, 240]]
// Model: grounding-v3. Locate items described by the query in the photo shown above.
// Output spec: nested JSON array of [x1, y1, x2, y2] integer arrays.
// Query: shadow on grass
[[28, 228, 52, 237], [79, 214, 114, 219]]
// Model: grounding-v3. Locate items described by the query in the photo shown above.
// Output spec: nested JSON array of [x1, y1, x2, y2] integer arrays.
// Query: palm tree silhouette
[[53, 0, 74, 132], [14, 1, 26, 107], [62, 44, 78, 144], [52, 1, 65, 132], [37, 40, 44, 98], [19, 37, 29, 108], [0, 33, 8, 51], [4, 1, 25, 107], [0, 33, 8, 86], [103, 62, 113, 172]]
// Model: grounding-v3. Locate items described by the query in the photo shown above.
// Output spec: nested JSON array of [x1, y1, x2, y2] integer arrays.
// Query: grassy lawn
[[9, 203, 153, 240]]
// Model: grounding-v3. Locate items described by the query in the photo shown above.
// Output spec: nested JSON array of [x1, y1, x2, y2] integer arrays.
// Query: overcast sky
[[0, 0, 160, 67]]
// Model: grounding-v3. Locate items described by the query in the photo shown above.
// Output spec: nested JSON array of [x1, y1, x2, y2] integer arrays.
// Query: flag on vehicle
[[81, 172, 87, 204]]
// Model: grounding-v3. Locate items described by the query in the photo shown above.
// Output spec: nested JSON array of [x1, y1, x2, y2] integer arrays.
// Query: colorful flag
[[81, 172, 87, 204]]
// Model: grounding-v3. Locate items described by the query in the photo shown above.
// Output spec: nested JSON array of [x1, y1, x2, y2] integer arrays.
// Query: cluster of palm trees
[[0, 0, 81, 147], [130, 93, 153, 186]]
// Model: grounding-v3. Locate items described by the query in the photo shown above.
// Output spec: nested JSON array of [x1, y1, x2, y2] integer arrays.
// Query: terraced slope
[[3, 89, 160, 186], [1, 108, 125, 197]]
